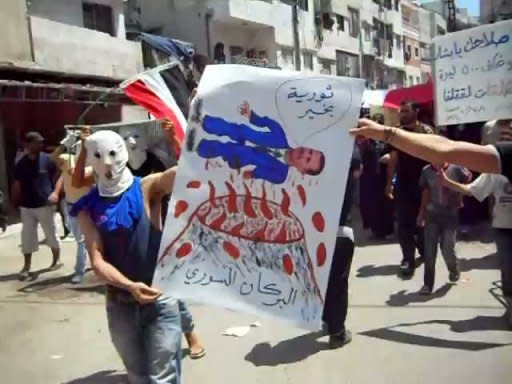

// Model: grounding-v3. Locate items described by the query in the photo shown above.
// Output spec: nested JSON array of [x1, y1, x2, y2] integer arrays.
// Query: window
[[414, 47, 419, 57], [319, 59, 333, 75], [297, 0, 308, 11], [303, 51, 314, 70], [416, 76, 421, 84], [322, 13, 335, 30], [348, 8, 360, 38], [281, 48, 294, 66], [408, 75, 413, 86], [385, 24, 393, 40], [373, 17, 385, 39], [82, 2, 114, 35], [394, 0, 400, 11], [336, 14, 345, 31], [395, 33, 402, 49], [230, 46, 244, 58], [282, 0, 308, 11], [363, 22, 371, 41], [407, 44, 411, 54]]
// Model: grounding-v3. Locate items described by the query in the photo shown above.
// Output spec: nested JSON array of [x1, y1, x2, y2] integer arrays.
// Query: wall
[[403, 35, 420, 67], [480, 0, 511, 22], [418, 8, 433, 42], [27, 0, 126, 38], [30, 16, 142, 79], [317, 5, 360, 61], [210, 22, 277, 65], [0, 0, 32, 65]]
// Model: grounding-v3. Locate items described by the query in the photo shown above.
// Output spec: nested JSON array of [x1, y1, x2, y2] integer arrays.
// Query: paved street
[[0, 222, 511, 384]]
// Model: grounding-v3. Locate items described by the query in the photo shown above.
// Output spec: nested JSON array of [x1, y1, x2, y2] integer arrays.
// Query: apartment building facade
[[0, 0, 144, 203]]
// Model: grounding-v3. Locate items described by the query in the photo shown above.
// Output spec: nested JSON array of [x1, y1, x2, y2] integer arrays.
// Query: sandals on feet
[[189, 348, 206, 360]]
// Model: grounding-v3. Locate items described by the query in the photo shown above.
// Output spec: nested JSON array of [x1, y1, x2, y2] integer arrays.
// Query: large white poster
[[433, 19, 512, 126], [154, 65, 364, 329]]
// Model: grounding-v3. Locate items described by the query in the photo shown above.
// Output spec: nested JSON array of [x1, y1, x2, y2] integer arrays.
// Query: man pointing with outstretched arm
[[350, 118, 512, 181]]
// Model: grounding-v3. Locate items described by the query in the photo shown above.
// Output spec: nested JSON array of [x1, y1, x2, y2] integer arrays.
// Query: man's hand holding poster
[[154, 65, 364, 329]]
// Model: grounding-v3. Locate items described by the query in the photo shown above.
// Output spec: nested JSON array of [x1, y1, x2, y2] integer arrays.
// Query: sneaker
[[18, 270, 30, 281], [320, 322, 329, 336], [419, 285, 432, 295], [449, 270, 460, 283], [328, 330, 352, 349], [71, 273, 84, 284], [60, 228, 71, 240], [400, 260, 409, 270]]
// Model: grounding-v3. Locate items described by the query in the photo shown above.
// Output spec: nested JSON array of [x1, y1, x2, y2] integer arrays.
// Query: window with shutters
[[82, 2, 114, 36]]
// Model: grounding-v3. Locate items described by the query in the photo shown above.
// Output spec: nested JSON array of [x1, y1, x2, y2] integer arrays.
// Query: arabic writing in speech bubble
[[275, 78, 352, 144]]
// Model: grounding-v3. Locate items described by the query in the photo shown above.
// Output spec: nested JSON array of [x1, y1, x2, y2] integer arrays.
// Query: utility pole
[[292, 0, 301, 71], [446, 0, 457, 32]]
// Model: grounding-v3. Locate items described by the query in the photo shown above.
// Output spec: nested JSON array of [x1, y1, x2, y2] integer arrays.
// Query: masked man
[[71, 130, 185, 382]]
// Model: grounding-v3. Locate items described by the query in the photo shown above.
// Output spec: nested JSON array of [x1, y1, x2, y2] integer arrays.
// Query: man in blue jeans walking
[[196, 101, 326, 184], [72, 130, 184, 383]]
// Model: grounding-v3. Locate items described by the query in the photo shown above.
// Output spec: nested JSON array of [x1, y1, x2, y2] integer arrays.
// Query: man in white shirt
[[440, 171, 512, 328]]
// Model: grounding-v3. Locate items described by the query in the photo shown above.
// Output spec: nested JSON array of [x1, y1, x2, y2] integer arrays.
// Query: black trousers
[[396, 195, 424, 267], [322, 235, 355, 335]]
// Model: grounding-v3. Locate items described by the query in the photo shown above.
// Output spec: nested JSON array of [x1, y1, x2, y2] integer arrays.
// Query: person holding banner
[[349, 118, 512, 183], [322, 145, 361, 347], [69, 128, 197, 383]]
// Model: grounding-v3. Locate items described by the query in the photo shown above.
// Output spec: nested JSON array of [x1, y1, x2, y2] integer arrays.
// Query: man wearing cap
[[11, 132, 61, 279]]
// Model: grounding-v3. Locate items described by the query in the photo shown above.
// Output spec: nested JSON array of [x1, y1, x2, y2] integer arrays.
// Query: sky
[[420, 0, 480, 17], [456, 0, 480, 16]]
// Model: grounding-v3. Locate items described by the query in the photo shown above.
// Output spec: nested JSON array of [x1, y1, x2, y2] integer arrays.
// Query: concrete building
[[402, 0, 422, 86], [480, 0, 512, 22], [418, 5, 446, 81], [359, 0, 406, 89], [133, 0, 393, 80], [133, 0, 317, 71], [421, 1, 479, 30], [0, 0, 144, 207]]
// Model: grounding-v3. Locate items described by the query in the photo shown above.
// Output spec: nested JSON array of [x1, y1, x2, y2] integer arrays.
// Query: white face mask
[[85, 131, 134, 197], [119, 126, 148, 170]]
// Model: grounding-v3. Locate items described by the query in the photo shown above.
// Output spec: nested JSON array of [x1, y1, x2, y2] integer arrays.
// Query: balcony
[[29, 16, 143, 80], [361, 40, 377, 56]]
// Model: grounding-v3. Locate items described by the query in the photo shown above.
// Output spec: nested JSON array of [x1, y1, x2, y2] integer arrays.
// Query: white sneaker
[[71, 273, 84, 284]]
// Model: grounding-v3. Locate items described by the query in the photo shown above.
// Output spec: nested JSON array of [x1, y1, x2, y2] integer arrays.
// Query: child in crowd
[[417, 162, 471, 295]]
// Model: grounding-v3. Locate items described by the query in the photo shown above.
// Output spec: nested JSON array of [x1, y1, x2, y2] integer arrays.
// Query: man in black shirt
[[322, 145, 362, 347], [12, 132, 61, 279], [386, 101, 433, 277]]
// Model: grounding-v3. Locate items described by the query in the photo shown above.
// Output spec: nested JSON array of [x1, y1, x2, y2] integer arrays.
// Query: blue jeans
[[67, 204, 87, 275], [423, 212, 459, 290], [178, 300, 194, 334], [106, 292, 182, 384]]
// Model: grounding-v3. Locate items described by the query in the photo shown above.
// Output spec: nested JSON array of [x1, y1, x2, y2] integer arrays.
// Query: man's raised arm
[[350, 119, 500, 175]]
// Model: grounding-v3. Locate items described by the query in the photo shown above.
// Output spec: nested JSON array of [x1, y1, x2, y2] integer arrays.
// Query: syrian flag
[[120, 62, 190, 156]]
